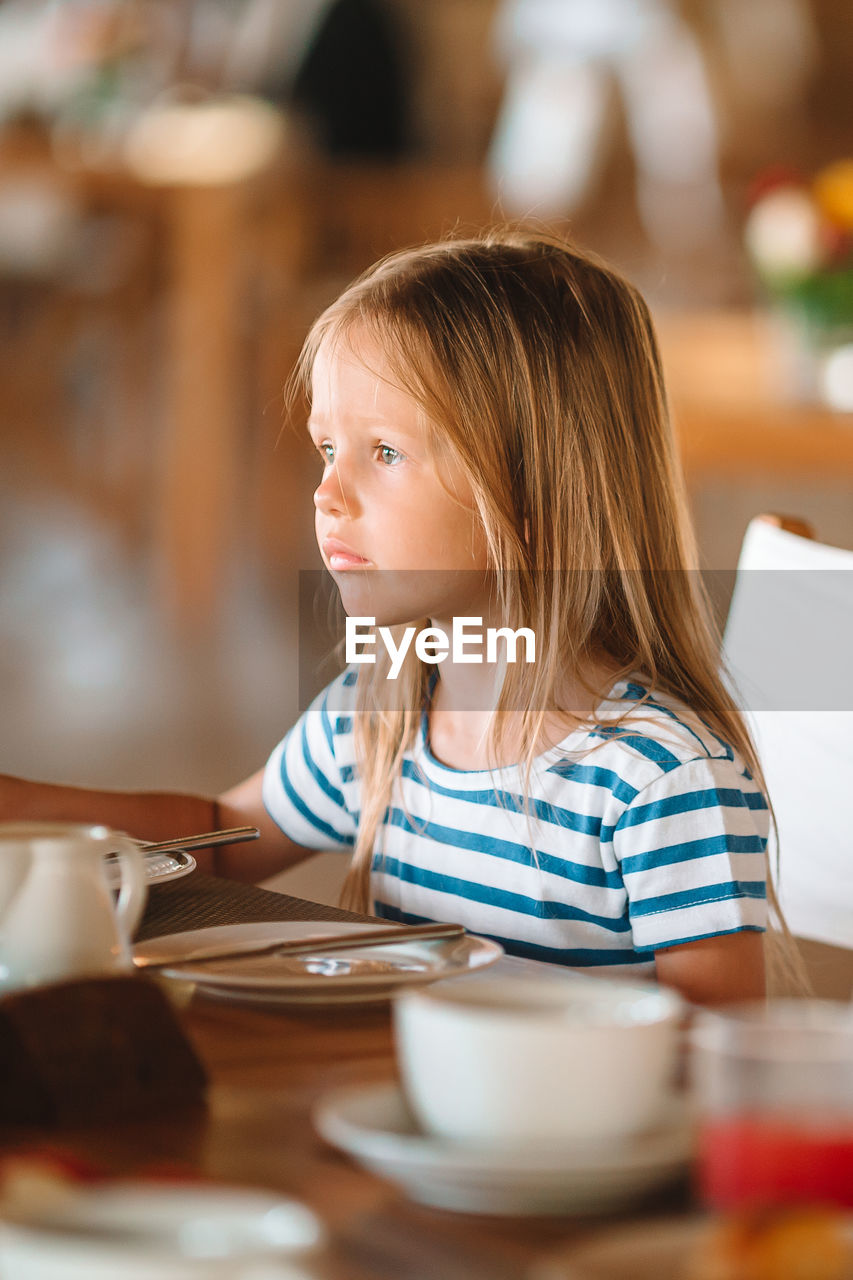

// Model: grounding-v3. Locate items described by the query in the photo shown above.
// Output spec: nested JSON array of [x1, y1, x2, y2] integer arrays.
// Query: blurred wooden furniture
[[657, 311, 853, 479], [0, 123, 302, 629], [302, 161, 494, 276], [0, 132, 159, 530], [723, 513, 853, 1000], [156, 179, 251, 624]]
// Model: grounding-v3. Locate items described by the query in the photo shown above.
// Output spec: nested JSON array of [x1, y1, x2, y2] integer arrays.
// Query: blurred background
[[0, 0, 851, 825]]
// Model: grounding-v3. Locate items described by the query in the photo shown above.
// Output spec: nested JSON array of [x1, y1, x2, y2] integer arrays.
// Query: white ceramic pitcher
[[0, 822, 147, 992]]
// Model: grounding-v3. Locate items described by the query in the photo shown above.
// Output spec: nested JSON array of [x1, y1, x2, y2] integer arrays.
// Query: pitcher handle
[[111, 834, 148, 959]]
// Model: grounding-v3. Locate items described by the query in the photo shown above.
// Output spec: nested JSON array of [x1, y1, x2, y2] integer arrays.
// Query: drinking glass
[[690, 1000, 853, 1209]]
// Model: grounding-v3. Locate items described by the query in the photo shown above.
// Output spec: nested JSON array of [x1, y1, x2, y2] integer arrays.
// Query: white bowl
[[394, 974, 684, 1146]]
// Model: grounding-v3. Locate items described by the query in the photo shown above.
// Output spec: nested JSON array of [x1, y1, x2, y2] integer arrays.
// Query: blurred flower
[[744, 185, 822, 277], [744, 162, 853, 333]]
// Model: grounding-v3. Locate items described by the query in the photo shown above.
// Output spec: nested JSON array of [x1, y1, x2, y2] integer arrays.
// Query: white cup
[[394, 975, 684, 1147]]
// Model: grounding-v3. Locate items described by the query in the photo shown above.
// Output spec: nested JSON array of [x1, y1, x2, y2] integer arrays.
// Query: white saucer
[[314, 1082, 694, 1216]]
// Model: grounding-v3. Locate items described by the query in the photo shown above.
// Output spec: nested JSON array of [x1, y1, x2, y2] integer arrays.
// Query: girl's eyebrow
[[307, 413, 423, 441]]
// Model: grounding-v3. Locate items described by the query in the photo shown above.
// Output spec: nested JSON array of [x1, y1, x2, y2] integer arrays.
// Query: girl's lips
[[322, 539, 371, 570]]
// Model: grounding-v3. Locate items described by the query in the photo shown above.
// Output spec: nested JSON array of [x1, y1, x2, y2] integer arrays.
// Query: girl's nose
[[314, 464, 350, 517]]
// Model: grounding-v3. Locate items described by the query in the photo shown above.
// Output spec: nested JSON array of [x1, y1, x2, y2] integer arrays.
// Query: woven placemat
[[137, 874, 373, 942]]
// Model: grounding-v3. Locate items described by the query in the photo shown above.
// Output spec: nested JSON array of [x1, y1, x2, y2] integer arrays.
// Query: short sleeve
[[613, 756, 769, 952], [262, 679, 357, 852]]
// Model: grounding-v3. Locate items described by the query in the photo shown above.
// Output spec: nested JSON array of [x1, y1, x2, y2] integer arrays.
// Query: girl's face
[[309, 332, 489, 625]]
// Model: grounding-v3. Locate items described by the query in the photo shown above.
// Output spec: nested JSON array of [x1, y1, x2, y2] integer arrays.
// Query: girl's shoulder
[[569, 676, 754, 787]]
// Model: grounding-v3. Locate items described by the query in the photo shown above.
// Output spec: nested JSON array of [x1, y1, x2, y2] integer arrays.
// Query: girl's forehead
[[309, 329, 420, 418], [312, 327, 386, 387]]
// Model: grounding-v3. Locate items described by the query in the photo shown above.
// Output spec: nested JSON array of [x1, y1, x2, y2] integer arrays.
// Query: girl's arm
[[654, 931, 766, 1005], [0, 771, 315, 883], [214, 769, 316, 881]]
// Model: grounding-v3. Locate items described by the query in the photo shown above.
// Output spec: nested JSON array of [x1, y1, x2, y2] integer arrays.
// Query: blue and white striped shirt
[[263, 669, 769, 974]]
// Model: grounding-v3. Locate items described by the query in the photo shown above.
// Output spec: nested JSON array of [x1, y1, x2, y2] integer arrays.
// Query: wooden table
[[656, 310, 853, 480], [13, 874, 689, 1279]]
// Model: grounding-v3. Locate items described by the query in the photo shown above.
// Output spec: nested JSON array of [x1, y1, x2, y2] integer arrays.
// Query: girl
[[0, 231, 770, 1005]]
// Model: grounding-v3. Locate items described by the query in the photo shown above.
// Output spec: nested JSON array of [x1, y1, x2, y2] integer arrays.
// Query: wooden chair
[[723, 514, 853, 998]]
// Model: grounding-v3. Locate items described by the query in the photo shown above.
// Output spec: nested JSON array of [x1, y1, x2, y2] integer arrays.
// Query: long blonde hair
[[293, 230, 787, 966]]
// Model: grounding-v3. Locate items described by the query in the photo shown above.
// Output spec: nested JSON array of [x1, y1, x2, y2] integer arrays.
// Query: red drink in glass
[[699, 1113, 853, 1208], [690, 1002, 853, 1210]]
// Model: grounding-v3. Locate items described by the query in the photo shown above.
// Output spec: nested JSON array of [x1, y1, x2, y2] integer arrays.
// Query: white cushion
[[723, 518, 853, 947]]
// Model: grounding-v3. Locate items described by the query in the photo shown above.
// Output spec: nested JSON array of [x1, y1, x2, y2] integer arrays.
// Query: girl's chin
[[330, 566, 488, 628]]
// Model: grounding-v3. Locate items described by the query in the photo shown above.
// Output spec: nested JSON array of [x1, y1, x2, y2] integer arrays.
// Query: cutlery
[[102, 827, 261, 862], [135, 921, 466, 969], [138, 826, 260, 856]]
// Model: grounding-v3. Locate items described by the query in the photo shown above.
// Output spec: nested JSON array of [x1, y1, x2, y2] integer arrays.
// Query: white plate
[[0, 1180, 324, 1280], [133, 921, 504, 1005], [104, 849, 197, 888], [529, 1213, 853, 1279], [314, 1081, 694, 1215]]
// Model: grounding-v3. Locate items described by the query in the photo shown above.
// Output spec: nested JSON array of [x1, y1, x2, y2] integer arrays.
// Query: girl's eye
[[377, 444, 403, 466], [318, 442, 334, 465]]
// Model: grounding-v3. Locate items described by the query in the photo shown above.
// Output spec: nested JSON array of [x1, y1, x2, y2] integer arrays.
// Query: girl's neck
[[427, 650, 622, 771]]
